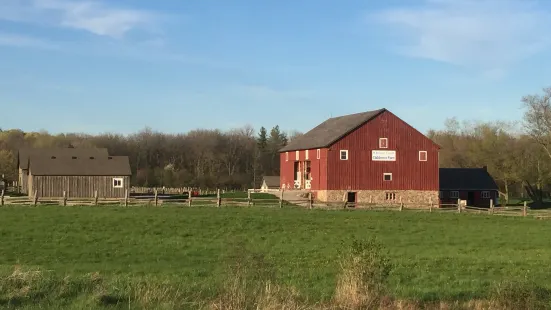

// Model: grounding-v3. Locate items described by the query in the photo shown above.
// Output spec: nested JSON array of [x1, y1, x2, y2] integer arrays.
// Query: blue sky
[[1, 0, 551, 135]]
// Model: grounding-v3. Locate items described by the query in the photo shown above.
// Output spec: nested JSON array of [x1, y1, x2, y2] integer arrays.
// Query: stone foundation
[[315, 190, 439, 208]]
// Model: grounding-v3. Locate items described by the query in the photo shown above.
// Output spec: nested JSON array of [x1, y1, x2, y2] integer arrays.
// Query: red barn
[[278, 109, 440, 205], [439, 167, 499, 208]]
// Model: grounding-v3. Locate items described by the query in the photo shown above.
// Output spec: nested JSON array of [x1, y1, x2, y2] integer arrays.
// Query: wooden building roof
[[279, 109, 386, 152], [439, 167, 498, 191], [28, 156, 131, 176], [18, 147, 109, 170], [262, 176, 280, 188]]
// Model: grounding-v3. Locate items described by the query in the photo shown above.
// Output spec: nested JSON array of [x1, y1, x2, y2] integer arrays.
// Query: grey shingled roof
[[262, 176, 280, 188], [18, 148, 109, 170], [439, 168, 498, 190], [279, 109, 386, 152], [29, 156, 131, 176]]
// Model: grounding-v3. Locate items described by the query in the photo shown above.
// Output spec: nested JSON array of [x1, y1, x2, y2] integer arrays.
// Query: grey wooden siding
[[30, 175, 130, 198], [19, 169, 28, 194]]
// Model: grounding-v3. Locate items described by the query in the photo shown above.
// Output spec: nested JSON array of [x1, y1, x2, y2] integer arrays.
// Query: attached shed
[[260, 176, 280, 192], [17, 147, 109, 194], [28, 155, 131, 198], [439, 167, 499, 208]]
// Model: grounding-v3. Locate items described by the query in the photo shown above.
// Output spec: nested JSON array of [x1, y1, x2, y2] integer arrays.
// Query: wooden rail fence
[[0, 190, 548, 219]]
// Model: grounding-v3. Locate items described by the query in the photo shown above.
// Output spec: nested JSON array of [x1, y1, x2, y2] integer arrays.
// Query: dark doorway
[[347, 192, 357, 207], [467, 191, 475, 207]]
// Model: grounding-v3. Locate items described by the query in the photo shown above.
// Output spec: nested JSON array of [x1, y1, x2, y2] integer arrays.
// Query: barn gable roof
[[18, 147, 109, 170], [279, 109, 386, 152], [262, 176, 280, 188], [28, 156, 131, 176], [439, 168, 498, 191]]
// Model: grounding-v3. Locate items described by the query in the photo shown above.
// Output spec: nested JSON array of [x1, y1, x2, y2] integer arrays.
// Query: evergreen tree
[[257, 127, 268, 150]]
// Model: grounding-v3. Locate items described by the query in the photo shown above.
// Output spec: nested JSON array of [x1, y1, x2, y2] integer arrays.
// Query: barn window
[[450, 191, 459, 198], [419, 151, 427, 161], [383, 173, 392, 181], [296, 150, 299, 160], [379, 138, 388, 148], [385, 192, 396, 201], [481, 191, 490, 198], [113, 178, 124, 188], [285, 152, 289, 161], [305, 150, 309, 160], [316, 149, 320, 159], [340, 150, 348, 160]]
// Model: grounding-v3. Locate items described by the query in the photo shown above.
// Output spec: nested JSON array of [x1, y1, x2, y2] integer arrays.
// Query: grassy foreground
[[0, 206, 550, 309]]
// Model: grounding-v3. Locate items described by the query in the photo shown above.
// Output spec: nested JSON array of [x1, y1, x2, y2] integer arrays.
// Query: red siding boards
[[279, 148, 328, 190], [327, 110, 439, 191]]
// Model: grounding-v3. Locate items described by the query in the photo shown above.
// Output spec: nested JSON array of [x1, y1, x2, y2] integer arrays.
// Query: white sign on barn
[[372, 150, 396, 161]]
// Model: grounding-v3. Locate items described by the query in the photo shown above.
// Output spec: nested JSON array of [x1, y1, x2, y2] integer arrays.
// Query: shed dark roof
[[279, 109, 386, 152], [29, 156, 131, 176], [262, 176, 280, 187], [439, 168, 498, 190], [18, 148, 109, 170]]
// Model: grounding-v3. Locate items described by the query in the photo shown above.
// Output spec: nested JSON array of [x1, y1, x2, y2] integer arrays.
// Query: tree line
[[1, 87, 551, 202], [0, 125, 294, 190]]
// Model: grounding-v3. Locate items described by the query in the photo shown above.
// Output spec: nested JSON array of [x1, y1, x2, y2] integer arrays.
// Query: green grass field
[[0, 206, 550, 309]]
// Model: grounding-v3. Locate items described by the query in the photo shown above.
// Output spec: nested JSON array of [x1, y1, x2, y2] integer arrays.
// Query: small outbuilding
[[439, 167, 499, 208], [260, 176, 280, 192], [27, 155, 131, 198]]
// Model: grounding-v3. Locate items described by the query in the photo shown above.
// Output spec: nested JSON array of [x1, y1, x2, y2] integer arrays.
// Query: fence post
[[308, 192, 312, 209], [523, 201, 527, 217], [154, 188, 158, 207], [490, 199, 494, 214], [342, 192, 347, 209], [124, 189, 128, 207], [216, 189, 221, 207], [94, 190, 99, 206], [279, 189, 284, 208], [399, 196, 403, 211], [0, 189, 4, 206], [33, 190, 38, 206], [457, 198, 461, 213], [247, 190, 251, 207], [188, 191, 192, 207], [63, 191, 67, 206], [429, 197, 432, 213]]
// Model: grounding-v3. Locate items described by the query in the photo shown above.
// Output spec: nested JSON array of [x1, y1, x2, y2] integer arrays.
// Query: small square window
[[383, 173, 392, 181], [379, 138, 388, 148], [481, 191, 490, 198], [113, 178, 124, 188], [450, 191, 459, 198], [419, 151, 427, 161], [296, 150, 299, 160], [340, 150, 348, 160], [305, 150, 309, 160], [285, 152, 289, 161], [385, 192, 396, 201], [316, 149, 320, 159]]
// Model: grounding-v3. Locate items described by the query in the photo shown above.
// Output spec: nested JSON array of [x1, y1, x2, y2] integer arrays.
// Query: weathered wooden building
[[260, 176, 280, 192], [27, 155, 131, 198], [17, 147, 109, 194], [439, 167, 499, 208], [279, 109, 441, 205]]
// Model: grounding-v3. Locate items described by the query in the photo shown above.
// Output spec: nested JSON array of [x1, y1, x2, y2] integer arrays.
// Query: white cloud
[[369, 0, 551, 71], [0, 0, 159, 38], [0, 32, 58, 49]]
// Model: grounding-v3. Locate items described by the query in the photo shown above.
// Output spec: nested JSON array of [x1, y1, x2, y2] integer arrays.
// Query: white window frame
[[113, 178, 124, 188], [379, 138, 388, 149], [316, 149, 320, 159], [305, 150, 309, 160], [296, 150, 299, 160], [419, 151, 427, 161], [340, 150, 348, 160], [383, 173, 392, 181], [385, 192, 396, 201], [285, 152, 289, 161], [439, 191, 443, 198], [450, 191, 459, 198], [481, 191, 490, 199]]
